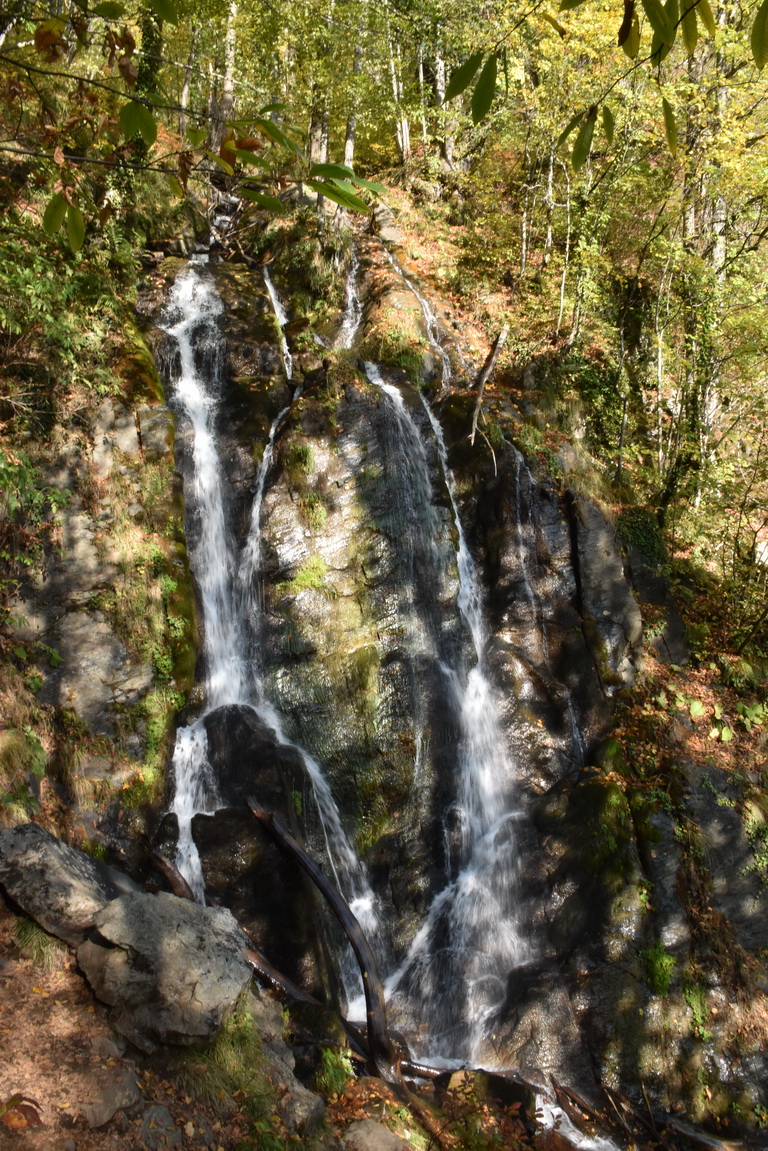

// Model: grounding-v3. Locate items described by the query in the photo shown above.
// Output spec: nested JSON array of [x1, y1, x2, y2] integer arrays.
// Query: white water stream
[[161, 263, 379, 995], [381, 247, 452, 388], [362, 361, 527, 1062], [263, 267, 293, 381]]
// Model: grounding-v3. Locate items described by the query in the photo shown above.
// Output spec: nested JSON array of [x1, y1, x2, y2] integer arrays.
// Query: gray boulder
[[0, 823, 141, 946], [342, 1119, 410, 1151], [77, 891, 252, 1051]]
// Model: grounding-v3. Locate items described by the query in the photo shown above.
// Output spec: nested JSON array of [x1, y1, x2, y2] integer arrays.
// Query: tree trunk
[[179, 26, 199, 137]]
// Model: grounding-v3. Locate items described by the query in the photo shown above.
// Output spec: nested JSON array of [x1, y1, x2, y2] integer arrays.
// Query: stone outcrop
[[0, 823, 141, 945], [77, 890, 253, 1051]]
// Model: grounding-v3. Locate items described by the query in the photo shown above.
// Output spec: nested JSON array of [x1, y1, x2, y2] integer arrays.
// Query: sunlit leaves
[[147, 0, 178, 24], [618, 0, 635, 45], [206, 151, 234, 176], [239, 189, 284, 211], [572, 105, 597, 170], [641, 0, 674, 44], [662, 96, 677, 156], [698, 0, 716, 36], [472, 54, 497, 124], [92, 2, 126, 17], [752, 0, 768, 69], [42, 194, 67, 237], [445, 52, 484, 101], [119, 100, 157, 146], [542, 13, 568, 36], [309, 163, 386, 195], [306, 179, 369, 212], [557, 111, 584, 148], [42, 194, 85, 253], [622, 14, 641, 56], [66, 204, 85, 253], [602, 105, 615, 145], [680, 0, 698, 55]]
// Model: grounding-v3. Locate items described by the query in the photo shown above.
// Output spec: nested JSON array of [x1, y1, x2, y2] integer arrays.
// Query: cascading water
[[381, 247, 452, 388], [161, 261, 379, 998], [263, 267, 293, 382], [335, 247, 363, 350], [363, 361, 527, 1062]]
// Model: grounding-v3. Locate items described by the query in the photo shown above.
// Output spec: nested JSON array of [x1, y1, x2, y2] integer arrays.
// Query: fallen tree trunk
[[470, 325, 509, 446], [247, 799, 402, 1084]]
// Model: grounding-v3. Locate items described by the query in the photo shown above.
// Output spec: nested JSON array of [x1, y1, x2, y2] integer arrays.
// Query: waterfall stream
[[161, 261, 378, 1001], [263, 267, 293, 382], [381, 247, 452, 388], [362, 362, 528, 1061]]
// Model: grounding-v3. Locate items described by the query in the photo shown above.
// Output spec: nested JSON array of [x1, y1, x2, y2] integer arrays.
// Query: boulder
[[77, 891, 252, 1051], [0, 823, 141, 946], [342, 1119, 410, 1151]]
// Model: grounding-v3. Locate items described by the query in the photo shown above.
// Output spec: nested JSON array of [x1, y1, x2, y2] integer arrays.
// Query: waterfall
[[381, 247, 452, 388], [161, 263, 379, 994], [363, 362, 527, 1061], [335, 247, 363, 349], [263, 267, 293, 381]]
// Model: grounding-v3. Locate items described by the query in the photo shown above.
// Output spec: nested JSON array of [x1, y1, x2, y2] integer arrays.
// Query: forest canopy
[[2, 0, 768, 657]]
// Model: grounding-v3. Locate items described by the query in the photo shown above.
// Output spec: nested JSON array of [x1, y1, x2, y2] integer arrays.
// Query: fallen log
[[247, 798, 401, 1084], [469, 325, 509, 446]]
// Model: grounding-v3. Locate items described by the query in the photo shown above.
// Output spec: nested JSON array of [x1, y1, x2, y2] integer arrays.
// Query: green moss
[[641, 939, 676, 995], [616, 506, 667, 566], [275, 555, 333, 600], [177, 994, 279, 1132]]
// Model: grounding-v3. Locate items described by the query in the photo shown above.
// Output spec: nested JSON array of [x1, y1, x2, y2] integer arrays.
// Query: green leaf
[[42, 192, 67, 236], [572, 104, 597, 171], [559, 0, 588, 9], [689, 699, 706, 719], [251, 118, 304, 156], [650, 28, 673, 61], [66, 203, 85, 253], [641, 0, 673, 42], [602, 105, 615, 144], [231, 148, 269, 168], [542, 12, 568, 35], [147, 0, 178, 23], [445, 52, 484, 102], [309, 162, 356, 180], [239, 189, 284, 211], [346, 175, 387, 194], [306, 179, 369, 213], [119, 100, 157, 146], [622, 13, 641, 55], [557, 110, 583, 148], [205, 151, 234, 176], [720, 725, 734, 742], [472, 53, 497, 124], [681, 0, 698, 53], [93, 1, 126, 16], [698, 0, 716, 35], [258, 102, 287, 113], [662, 96, 678, 156], [618, 0, 635, 44], [752, 0, 768, 68], [186, 126, 207, 147]]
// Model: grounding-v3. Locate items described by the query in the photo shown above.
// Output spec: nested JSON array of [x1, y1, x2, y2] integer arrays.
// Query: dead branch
[[470, 325, 509, 446]]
